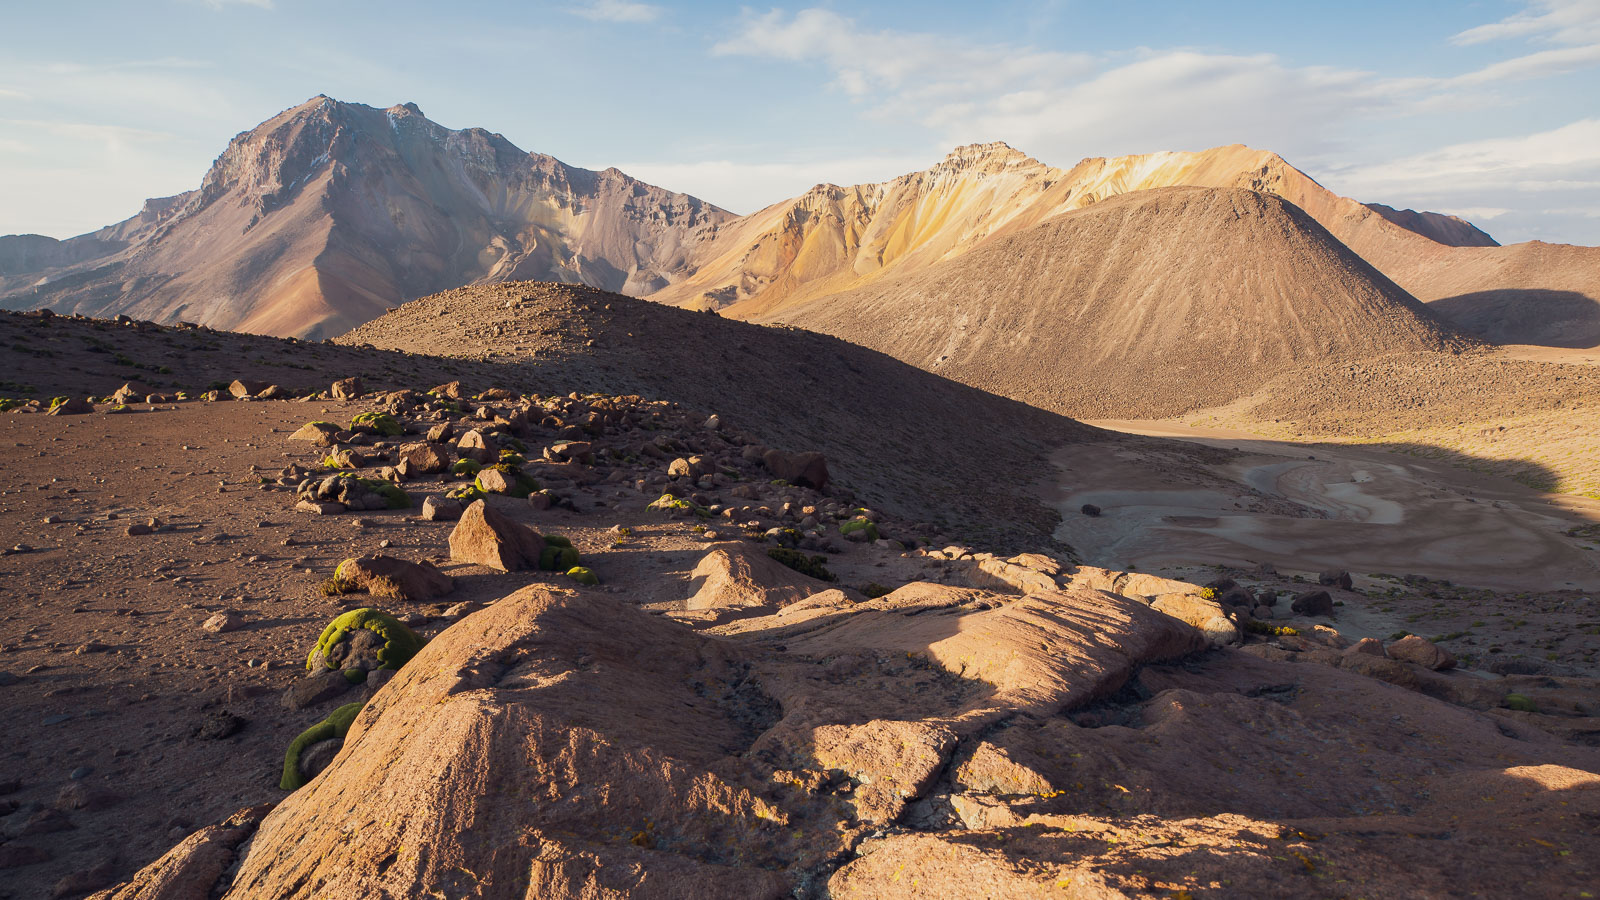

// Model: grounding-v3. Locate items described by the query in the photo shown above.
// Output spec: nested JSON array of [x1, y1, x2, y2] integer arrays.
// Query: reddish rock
[[228, 379, 269, 399], [1389, 634, 1456, 670], [396, 442, 449, 474], [1345, 636, 1387, 658], [288, 422, 340, 446], [1291, 588, 1334, 617], [330, 377, 363, 399], [89, 805, 271, 899], [336, 555, 453, 602], [455, 429, 498, 464], [446, 500, 543, 571], [685, 544, 837, 610]]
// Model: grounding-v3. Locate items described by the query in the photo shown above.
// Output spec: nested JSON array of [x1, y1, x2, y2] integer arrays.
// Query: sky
[[1, 0, 1598, 244]]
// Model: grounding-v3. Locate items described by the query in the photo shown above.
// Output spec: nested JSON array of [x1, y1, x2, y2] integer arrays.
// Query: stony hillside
[[335, 281, 1135, 549], [0, 97, 732, 339], [767, 186, 1465, 418], [3, 381, 1596, 899]]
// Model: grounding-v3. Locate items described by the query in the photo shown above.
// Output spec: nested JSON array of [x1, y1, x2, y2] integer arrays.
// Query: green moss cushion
[[350, 412, 403, 436], [306, 608, 424, 672], [280, 701, 365, 790]]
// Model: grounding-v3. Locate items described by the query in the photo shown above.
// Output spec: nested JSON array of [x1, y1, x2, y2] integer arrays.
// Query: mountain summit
[[0, 97, 732, 337]]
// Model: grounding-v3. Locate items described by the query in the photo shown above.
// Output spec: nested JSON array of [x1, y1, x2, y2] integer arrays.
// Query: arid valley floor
[[0, 284, 1597, 899]]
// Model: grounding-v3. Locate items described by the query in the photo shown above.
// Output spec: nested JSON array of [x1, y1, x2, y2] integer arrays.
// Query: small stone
[[1080, 503, 1101, 517], [330, 376, 364, 399], [201, 610, 245, 633], [68, 766, 93, 780], [191, 710, 247, 740]]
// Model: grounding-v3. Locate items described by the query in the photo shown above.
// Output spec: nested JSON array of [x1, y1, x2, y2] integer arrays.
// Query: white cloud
[[568, 0, 662, 24], [1448, 41, 1600, 83], [714, 8, 1093, 103], [1439, 207, 1512, 220], [708, 7, 1600, 243], [1336, 118, 1600, 191], [1453, 0, 1600, 45], [1325, 119, 1600, 243], [715, 10, 1400, 167]]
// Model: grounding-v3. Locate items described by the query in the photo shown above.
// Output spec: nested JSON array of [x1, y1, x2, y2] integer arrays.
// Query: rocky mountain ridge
[[0, 97, 733, 338]]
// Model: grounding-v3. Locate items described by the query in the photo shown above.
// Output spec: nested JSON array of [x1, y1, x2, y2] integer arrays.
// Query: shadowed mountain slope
[[337, 280, 1150, 549]]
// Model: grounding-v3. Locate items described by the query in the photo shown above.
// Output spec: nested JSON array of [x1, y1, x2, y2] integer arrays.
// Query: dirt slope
[[0, 97, 731, 339], [336, 281, 1140, 548], [767, 186, 1464, 419]]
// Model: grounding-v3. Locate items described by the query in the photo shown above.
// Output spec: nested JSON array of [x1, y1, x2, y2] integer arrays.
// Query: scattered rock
[[335, 555, 453, 602], [330, 377, 363, 399], [191, 711, 246, 741], [281, 668, 352, 710], [289, 422, 341, 446], [1388, 635, 1456, 670], [0, 843, 51, 868], [228, 379, 269, 399], [49, 856, 116, 898], [397, 442, 449, 474], [1080, 503, 1101, 517], [685, 544, 843, 610], [1345, 637, 1387, 658], [1318, 569, 1354, 590], [1290, 589, 1334, 617], [421, 495, 463, 521], [201, 611, 245, 634], [447, 500, 544, 571]]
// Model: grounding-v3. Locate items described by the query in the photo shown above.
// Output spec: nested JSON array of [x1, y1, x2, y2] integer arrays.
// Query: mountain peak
[[936, 141, 1038, 170]]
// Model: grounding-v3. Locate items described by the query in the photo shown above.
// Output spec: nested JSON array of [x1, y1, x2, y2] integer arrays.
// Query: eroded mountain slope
[[0, 97, 731, 339], [768, 186, 1465, 419]]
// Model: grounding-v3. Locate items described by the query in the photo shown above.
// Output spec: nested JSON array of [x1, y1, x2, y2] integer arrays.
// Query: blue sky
[[2, 0, 1598, 243]]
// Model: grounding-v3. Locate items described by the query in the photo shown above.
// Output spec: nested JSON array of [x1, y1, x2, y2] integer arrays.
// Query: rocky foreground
[[1, 373, 1595, 899]]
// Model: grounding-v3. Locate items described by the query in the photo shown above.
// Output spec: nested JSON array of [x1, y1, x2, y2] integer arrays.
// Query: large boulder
[[968, 557, 1058, 595], [685, 544, 838, 610], [223, 589, 802, 899], [1388, 635, 1456, 671], [397, 443, 450, 474], [455, 429, 498, 464], [288, 422, 340, 446], [88, 805, 274, 900], [447, 500, 544, 571], [335, 555, 453, 602], [761, 449, 829, 491], [228, 379, 269, 399], [330, 377, 363, 399], [1291, 589, 1335, 617], [1150, 591, 1240, 646]]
